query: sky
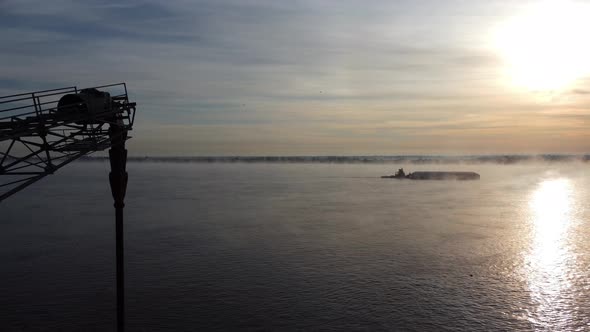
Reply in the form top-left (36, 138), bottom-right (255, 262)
top-left (1, 0), bottom-right (590, 155)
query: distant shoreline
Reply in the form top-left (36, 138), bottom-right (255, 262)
top-left (78, 155), bottom-right (590, 164)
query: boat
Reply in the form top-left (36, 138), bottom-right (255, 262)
top-left (381, 168), bottom-right (408, 179)
top-left (381, 168), bottom-right (480, 180)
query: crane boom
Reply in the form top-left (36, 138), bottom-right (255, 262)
top-left (1, 82), bottom-right (137, 331)
top-left (0, 83), bottom-right (136, 202)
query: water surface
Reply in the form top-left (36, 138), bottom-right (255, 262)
top-left (2, 162), bottom-right (590, 330)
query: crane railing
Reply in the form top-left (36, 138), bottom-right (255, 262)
top-left (0, 83), bottom-right (136, 202)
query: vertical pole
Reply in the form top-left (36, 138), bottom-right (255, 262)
top-left (109, 124), bottom-right (128, 332)
top-left (115, 202), bottom-right (125, 332)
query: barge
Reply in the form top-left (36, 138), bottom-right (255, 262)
top-left (381, 168), bottom-right (480, 180)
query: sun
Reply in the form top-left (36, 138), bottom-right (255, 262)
top-left (493, 0), bottom-right (590, 91)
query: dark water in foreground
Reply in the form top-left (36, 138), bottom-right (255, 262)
top-left (2, 162), bottom-right (590, 331)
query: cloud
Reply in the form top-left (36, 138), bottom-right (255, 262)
top-left (1, 0), bottom-right (586, 154)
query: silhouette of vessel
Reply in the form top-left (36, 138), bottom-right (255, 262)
top-left (381, 168), bottom-right (480, 180)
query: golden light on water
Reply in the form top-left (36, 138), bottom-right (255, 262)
top-left (529, 179), bottom-right (572, 264)
top-left (526, 178), bottom-right (577, 327)
top-left (493, 0), bottom-right (590, 91)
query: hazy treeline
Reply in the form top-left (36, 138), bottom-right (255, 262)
top-left (79, 155), bottom-right (590, 164)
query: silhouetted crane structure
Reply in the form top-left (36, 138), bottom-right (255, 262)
top-left (0, 83), bottom-right (136, 331)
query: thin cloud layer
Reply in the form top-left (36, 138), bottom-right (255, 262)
top-left (1, 0), bottom-right (589, 155)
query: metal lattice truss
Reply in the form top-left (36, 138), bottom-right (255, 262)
top-left (0, 83), bottom-right (136, 202)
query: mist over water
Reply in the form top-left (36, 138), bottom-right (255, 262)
top-left (2, 162), bottom-right (590, 330)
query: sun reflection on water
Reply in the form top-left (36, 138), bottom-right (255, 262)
top-left (526, 178), bottom-right (577, 328)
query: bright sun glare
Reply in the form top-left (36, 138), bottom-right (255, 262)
top-left (526, 178), bottom-right (576, 325)
top-left (494, 0), bottom-right (590, 91)
top-left (529, 178), bottom-right (572, 250)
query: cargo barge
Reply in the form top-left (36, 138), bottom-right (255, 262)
top-left (381, 168), bottom-right (480, 180)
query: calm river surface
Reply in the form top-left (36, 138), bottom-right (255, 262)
top-left (2, 162), bottom-right (590, 331)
